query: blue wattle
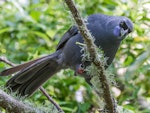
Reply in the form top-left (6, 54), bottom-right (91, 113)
top-left (113, 26), bottom-right (121, 37)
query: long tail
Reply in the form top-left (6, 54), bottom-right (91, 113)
top-left (0, 55), bottom-right (52, 76)
top-left (0, 51), bottom-right (62, 96)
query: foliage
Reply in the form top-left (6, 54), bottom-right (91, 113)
top-left (0, 0), bottom-right (150, 113)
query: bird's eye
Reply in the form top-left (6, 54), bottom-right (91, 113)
top-left (119, 21), bottom-right (128, 30)
top-left (80, 64), bottom-right (84, 68)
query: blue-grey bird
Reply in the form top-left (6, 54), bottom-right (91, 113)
top-left (0, 14), bottom-right (133, 96)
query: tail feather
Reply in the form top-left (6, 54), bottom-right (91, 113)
top-left (5, 51), bottom-right (62, 96)
top-left (5, 57), bottom-right (51, 85)
top-left (0, 55), bottom-right (51, 76)
top-left (25, 64), bottom-right (57, 96)
top-left (14, 58), bottom-right (51, 84)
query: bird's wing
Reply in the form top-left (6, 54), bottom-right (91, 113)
top-left (0, 26), bottom-right (78, 76)
top-left (56, 25), bottom-right (78, 50)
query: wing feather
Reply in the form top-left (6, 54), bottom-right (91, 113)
top-left (56, 25), bottom-right (78, 50)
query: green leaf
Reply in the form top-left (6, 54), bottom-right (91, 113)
top-left (0, 27), bottom-right (11, 34)
top-left (31, 31), bottom-right (51, 46)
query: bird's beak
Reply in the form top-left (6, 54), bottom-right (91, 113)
top-left (119, 20), bottom-right (133, 40)
top-left (120, 28), bottom-right (128, 39)
top-left (121, 28), bottom-right (128, 38)
top-left (120, 26), bottom-right (133, 40)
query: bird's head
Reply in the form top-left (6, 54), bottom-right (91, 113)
top-left (106, 16), bottom-right (133, 41)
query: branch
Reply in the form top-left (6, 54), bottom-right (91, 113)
top-left (0, 56), bottom-right (16, 67)
top-left (39, 87), bottom-right (64, 112)
top-left (0, 56), bottom-right (64, 113)
top-left (64, 0), bottom-right (116, 112)
top-left (0, 89), bottom-right (41, 113)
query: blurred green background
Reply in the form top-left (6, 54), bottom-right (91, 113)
top-left (0, 0), bottom-right (150, 113)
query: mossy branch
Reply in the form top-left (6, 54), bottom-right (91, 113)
top-left (0, 89), bottom-right (41, 113)
top-left (64, 0), bottom-right (116, 112)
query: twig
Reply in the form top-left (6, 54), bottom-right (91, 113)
top-left (0, 56), bottom-right (64, 113)
top-left (0, 56), bottom-right (16, 67)
top-left (64, 0), bottom-right (116, 112)
top-left (39, 87), bottom-right (64, 112)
